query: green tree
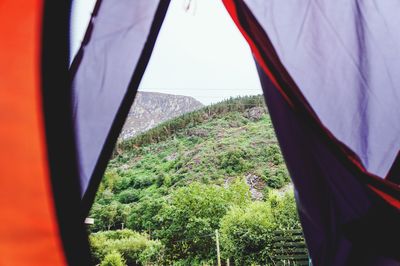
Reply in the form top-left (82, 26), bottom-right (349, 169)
top-left (118, 188), bottom-right (141, 204)
top-left (219, 191), bottom-right (302, 265)
top-left (127, 196), bottom-right (165, 233)
top-left (90, 201), bottom-right (129, 231)
top-left (90, 229), bottom-right (165, 266)
top-left (269, 191), bottom-right (301, 229)
top-left (100, 251), bottom-right (126, 266)
top-left (156, 180), bottom-right (251, 264)
top-left (220, 202), bottom-right (277, 265)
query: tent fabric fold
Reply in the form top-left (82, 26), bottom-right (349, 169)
top-left (258, 62), bottom-right (400, 265)
top-left (223, 0), bottom-right (400, 264)
top-left (236, 0), bottom-right (400, 180)
top-left (70, 0), bottom-right (171, 214)
top-left (222, 0), bottom-right (400, 204)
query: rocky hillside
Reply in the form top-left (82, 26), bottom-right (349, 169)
top-left (90, 95), bottom-right (305, 265)
top-left (121, 91), bottom-right (203, 139)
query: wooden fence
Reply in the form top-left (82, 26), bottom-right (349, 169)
top-left (270, 229), bottom-right (311, 266)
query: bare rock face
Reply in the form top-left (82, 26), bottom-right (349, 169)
top-left (245, 107), bottom-right (266, 121)
top-left (120, 92), bottom-right (203, 139)
top-left (245, 174), bottom-right (266, 201)
top-left (187, 128), bottom-right (209, 138)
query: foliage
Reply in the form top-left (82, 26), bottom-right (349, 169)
top-left (91, 95), bottom-right (288, 233)
top-left (219, 192), bottom-right (301, 265)
top-left (90, 201), bottom-right (129, 231)
top-left (89, 95), bottom-right (303, 265)
top-left (260, 144), bottom-right (291, 189)
top-left (100, 251), bottom-right (126, 266)
top-left (126, 196), bottom-right (165, 233)
top-left (218, 147), bottom-right (250, 174)
top-left (269, 191), bottom-right (301, 230)
top-left (155, 180), bottom-right (251, 264)
top-left (138, 240), bottom-right (165, 266)
top-left (118, 189), bottom-right (141, 204)
top-left (90, 229), bottom-right (164, 266)
top-left (263, 165), bottom-right (290, 189)
top-left (220, 202), bottom-right (276, 265)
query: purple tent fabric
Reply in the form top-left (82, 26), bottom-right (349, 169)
top-left (258, 63), bottom-right (400, 265)
top-left (242, 0), bottom-right (400, 179)
top-left (223, 0), bottom-right (400, 264)
top-left (70, 0), bottom-right (170, 209)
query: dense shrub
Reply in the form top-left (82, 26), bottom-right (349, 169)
top-left (220, 202), bottom-right (277, 265)
top-left (118, 189), bottom-right (141, 204)
top-left (113, 176), bottom-right (134, 194)
top-left (220, 191), bottom-right (301, 264)
top-left (96, 189), bottom-right (116, 205)
top-left (100, 251), bottom-right (126, 266)
top-left (139, 240), bottom-right (165, 265)
top-left (90, 229), bottom-right (164, 266)
top-left (218, 148), bottom-right (249, 174)
top-left (127, 196), bottom-right (165, 233)
top-left (263, 165), bottom-right (290, 189)
top-left (269, 191), bottom-right (301, 229)
top-left (90, 201), bottom-right (129, 231)
top-left (98, 170), bottom-right (121, 194)
top-left (155, 173), bottom-right (172, 187)
top-left (156, 180), bottom-right (251, 263)
top-left (131, 175), bottom-right (156, 189)
top-left (265, 144), bottom-right (284, 164)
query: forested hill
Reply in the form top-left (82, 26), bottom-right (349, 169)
top-left (89, 95), bottom-right (306, 266)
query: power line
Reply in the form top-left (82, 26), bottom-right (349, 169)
top-left (171, 233), bottom-right (215, 243)
top-left (140, 88), bottom-right (263, 91)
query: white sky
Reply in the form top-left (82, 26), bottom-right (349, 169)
top-left (70, 0), bottom-right (262, 105)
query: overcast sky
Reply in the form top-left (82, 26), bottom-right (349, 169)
top-left (70, 0), bottom-right (262, 105)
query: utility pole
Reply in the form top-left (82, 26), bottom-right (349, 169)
top-left (215, 229), bottom-right (221, 266)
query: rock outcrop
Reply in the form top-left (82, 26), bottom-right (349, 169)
top-left (120, 91), bottom-right (203, 139)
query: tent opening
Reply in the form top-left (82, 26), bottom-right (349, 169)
top-left (74, 0), bottom-right (309, 265)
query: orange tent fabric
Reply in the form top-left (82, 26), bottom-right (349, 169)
top-left (0, 0), bottom-right (65, 264)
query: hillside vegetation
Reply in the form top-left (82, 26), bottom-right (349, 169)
top-left (89, 95), bottom-right (307, 265)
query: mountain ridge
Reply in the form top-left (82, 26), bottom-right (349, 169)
top-left (121, 91), bottom-right (204, 139)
